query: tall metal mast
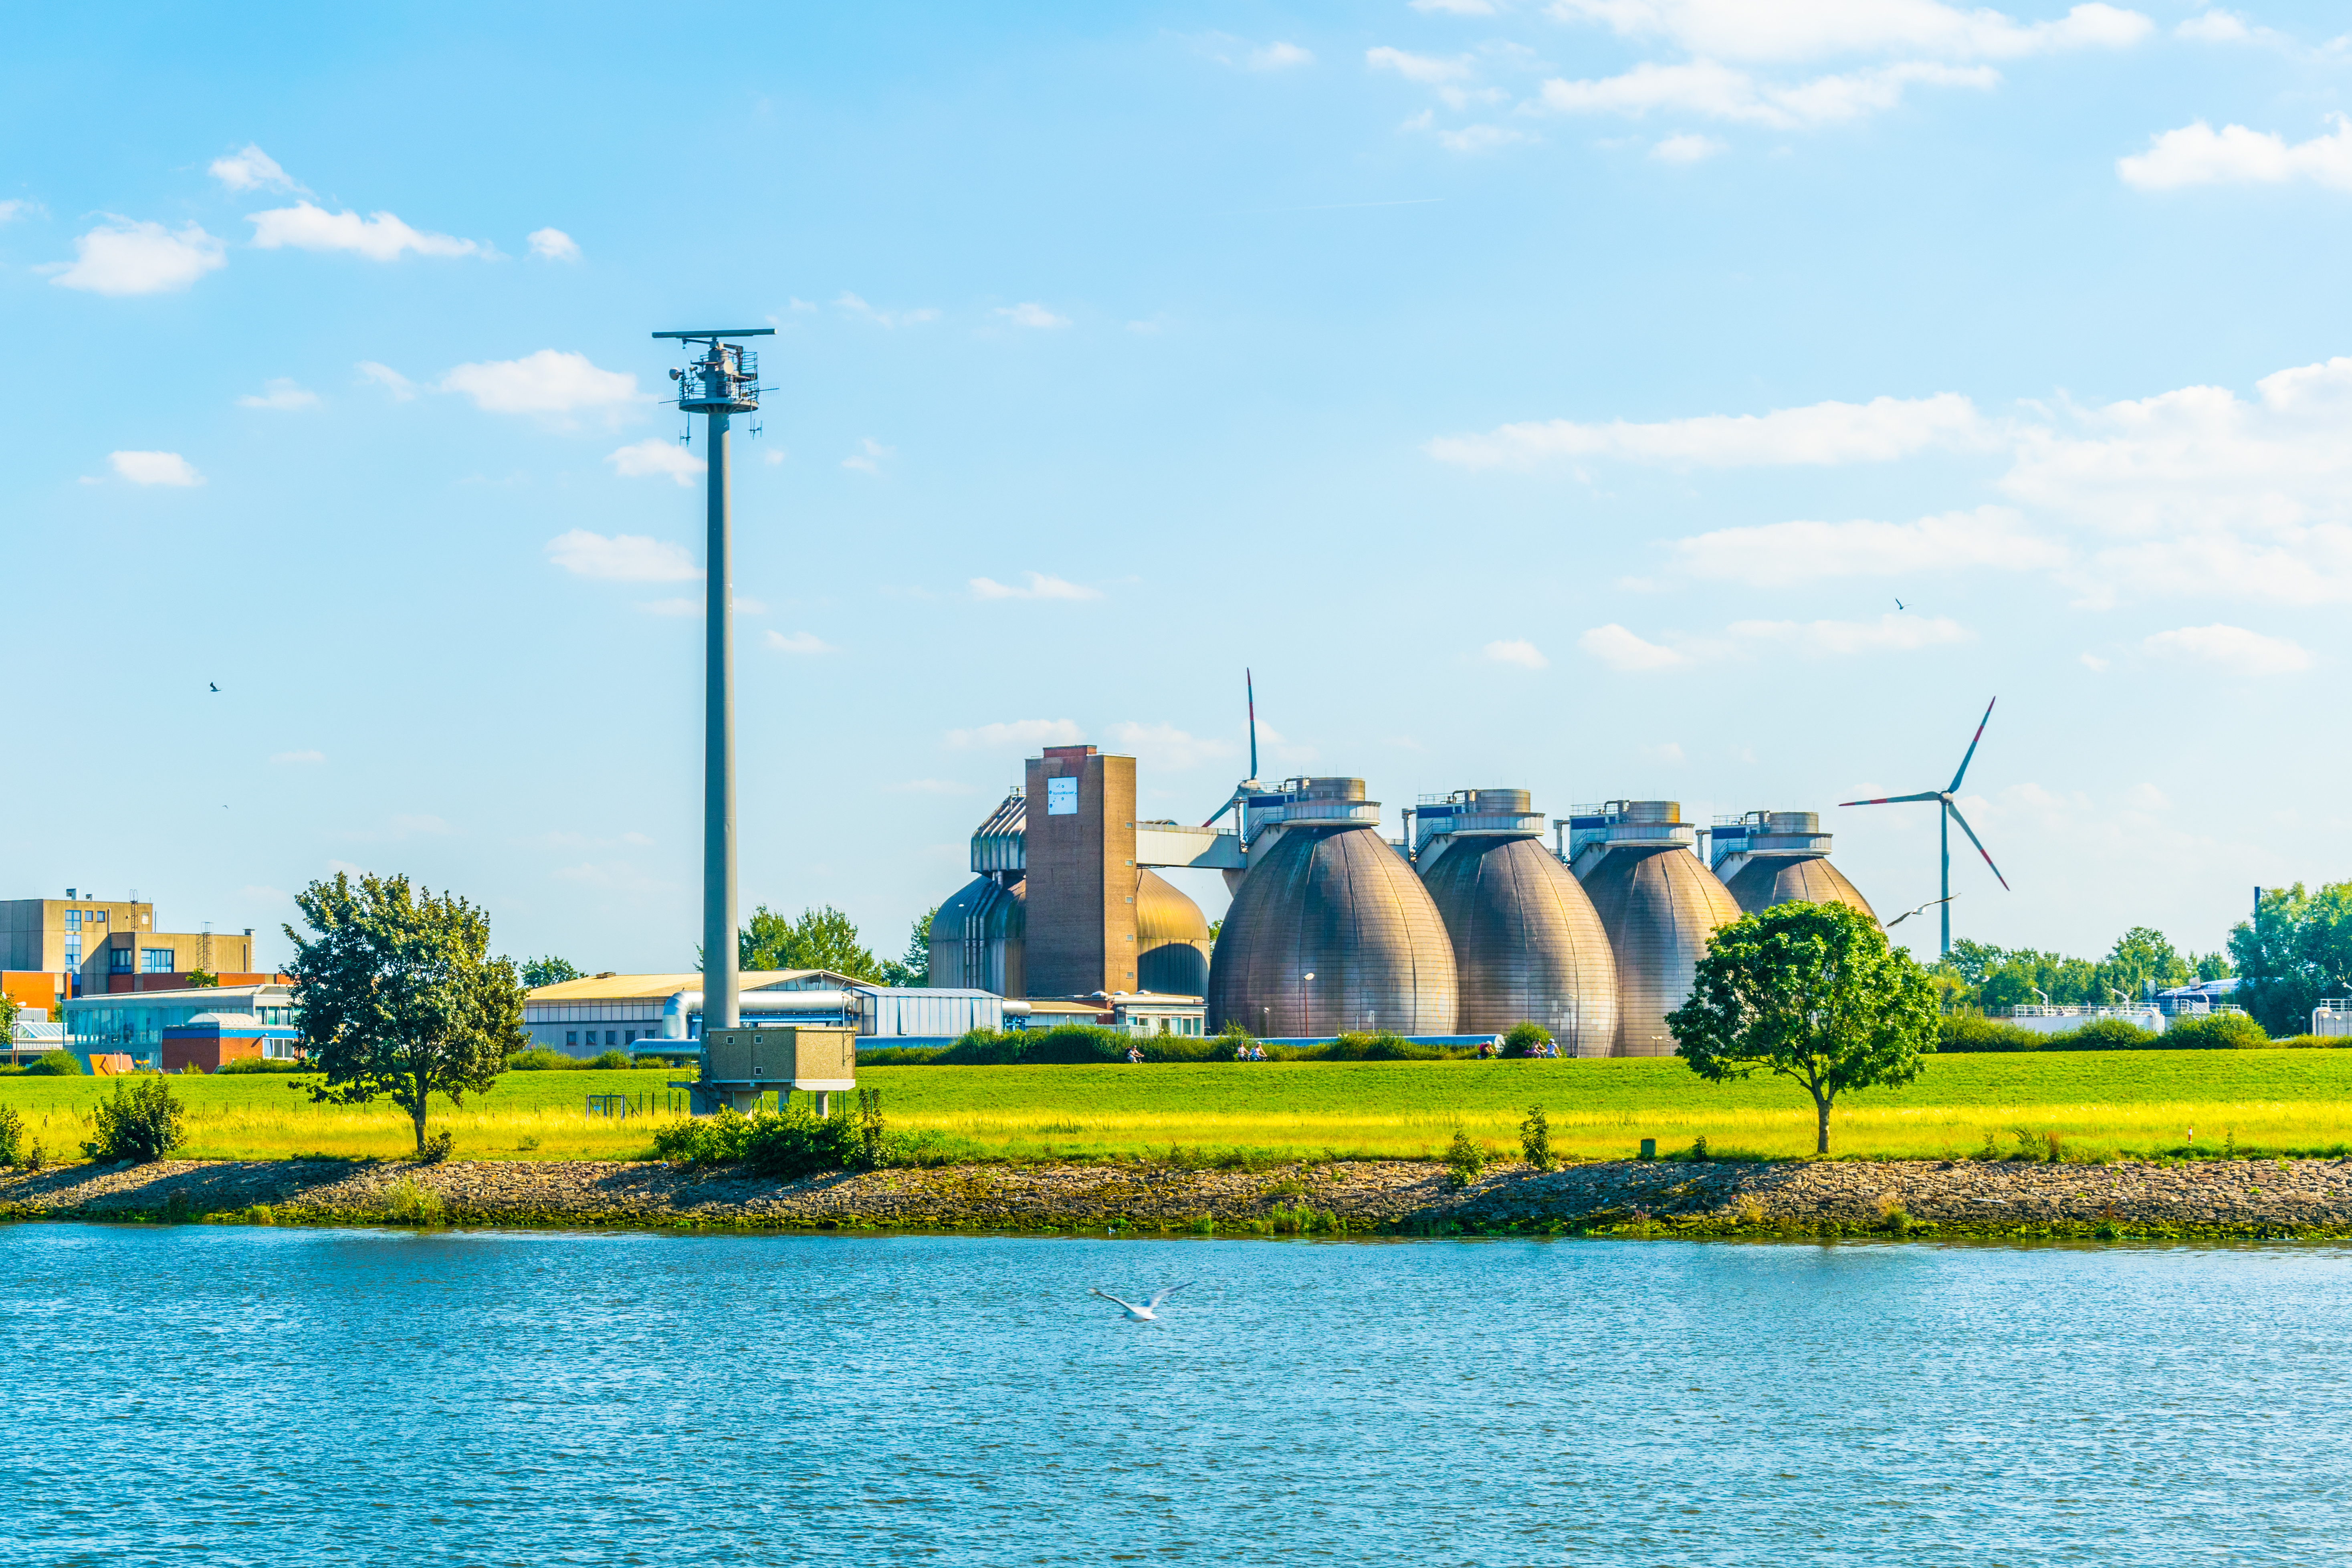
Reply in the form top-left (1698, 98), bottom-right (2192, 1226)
top-left (653, 328), bottom-right (771, 1083)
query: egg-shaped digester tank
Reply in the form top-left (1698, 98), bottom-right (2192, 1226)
top-left (1135, 867), bottom-right (1212, 995)
top-left (928, 874), bottom-right (1026, 998)
top-left (1209, 781), bottom-right (1457, 1037)
top-left (1713, 811), bottom-right (1877, 921)
top-left (1415, 789), bottom-right (1617, 1052)
top-left (1571, 801), bottom-right (1742, 1056)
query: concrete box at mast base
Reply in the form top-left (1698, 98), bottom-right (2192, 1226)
top-left (703, 1025), bottom-right (857, 1090)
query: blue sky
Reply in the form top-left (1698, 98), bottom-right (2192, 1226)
top-left (7, 1), bottom-right (2350, 973)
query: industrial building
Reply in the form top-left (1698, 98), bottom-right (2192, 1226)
top-left (1, 892), bottom-right (269, 1007)
top-left (923, 741), bottom-right (1880, 1055)
top-left (65, 983), bottom-right (296, 1070)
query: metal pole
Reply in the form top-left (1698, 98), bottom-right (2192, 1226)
top-left (703, 398), bottom-right (739, 1046)
top-left (1938, 804), bottom-right (1951, 957)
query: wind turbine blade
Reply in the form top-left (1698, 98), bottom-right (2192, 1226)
top-left (1948, 696), bottom-right (1997, 793)
top-left (1246, 669), bottom-right (1258, 782)
top-left (1944, 800), bottom-right (2009, 891)
top-left (1199, 788), bottom-right (1244, 829)
top-left (1838, 791), bottom-right (1941, 807)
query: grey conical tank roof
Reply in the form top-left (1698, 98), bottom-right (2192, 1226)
top-left (1722, 856), bottom-right (1876, 922)
top-left (1578, 844), bottom-right (1743, 1057)
top-left (1209, 823), bottom-right (1458, 1036)
top-left (1420, 835), bottom-right (1617, 1052)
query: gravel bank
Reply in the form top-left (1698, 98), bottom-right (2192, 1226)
top-left (6, 1154), bottom-right (2352, 1238)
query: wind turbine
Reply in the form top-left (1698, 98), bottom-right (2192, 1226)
top-left (1840, 697), bottom-right (2010, 957)
top-left (1201, 668), bottom-right (1263, 829)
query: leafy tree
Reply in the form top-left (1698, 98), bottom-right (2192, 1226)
top-left (1669, 900), bottom-right (1938, 1155)
top-left (737, 904), bottom-right (879, 980)
top-left (83, 1076), bottom-right (186, 1163)
top-left (0, 991), bottom-right (16, 1045)
top-left (2229, 882), bottom-right (2352, 1035)
top-left (879, 908), bottom-right (935, 988)
top-left (519, 955), bottom-right (583, 989)
top-left (284, 872), bottom-right (528, 1154)
top-left (2095, 926), bottom-right (2191, 1002)
top-left (1502, 1021), bottom-right (1553, 1057)
top-left (186, 969), bottom-right (220, 988)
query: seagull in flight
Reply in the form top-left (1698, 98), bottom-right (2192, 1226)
top-left (208, 682), bottom-right (219, 692)
top-left (1091, 1283), bottom-right (1190, 1321)
top-left (1884, 894), bottom-right (1956, 930)
top-left (1894, 599), bottom-right (1906, 611)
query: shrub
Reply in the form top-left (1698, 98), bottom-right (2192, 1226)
top-left (1519, 1104), bottom-right (1555, 1171)
top-left (83, 1076), bottom-right (187, 1164)
top-left (0, 1104), bottom-right (20, 1167)
top-left (743, 1106), bottom-right (860, 1177)
top-left (1938, 1016), bottom-right (2045, 1052)
top-left (2157, 1013), bottom-right (2272, 1050)
top-left (416, 1130), bottom-right (454, 1164)
top-left (858, 1045), bottom-right (945, 1066)
top-left (382, 1176), bottom-right (444, 1224)
top-left (1502, 1023), bottom-right (1553, 1059)
top-left (24, 1049), bottom-right (82, 1077)
top-left (653, 1106), bottom-right (755, 1166)
top-left (217, 1056), bottom-right (306, 1074)
top-left (2275, 1033), bottom-right (2352, 1049)
top-left (1324, 1032), bottom-right (1438, 1061)
top-left (585, 1049), bottom-right (633, 1070)
top-left (2051, 1019), bottom-right (2162, 1050)
top-left (1444, 1128), bottom-right (1486, 1189)
top-left (504, 1048), bottom-right (580, 1071)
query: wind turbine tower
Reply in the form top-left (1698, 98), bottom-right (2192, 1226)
top-left (1841, 697), bottom-right (2010, 957)
top-left (653, 326), bottom-right (771, 1095)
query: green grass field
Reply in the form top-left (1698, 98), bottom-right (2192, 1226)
top-left (6, 1051), bottom-right (2352, 1163)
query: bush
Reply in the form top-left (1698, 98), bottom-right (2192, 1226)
top-left (1502, 1023), bottom-right (1553, 1059)
top-left (2275, 1033), bottom-right (2352, 1049)
top-left (217, 1056), bottom-right (307, 1074)
top-left (653, 1106), bottom-right (755, 1166)
top-left (0, 1104), bottom-right (21, 1167)
top-left (587, 1049), bottom-right (633, 1070)
top-left (504, 1048), bottom-right (580, 1071)
top-left (1444, 1128), bottom-right (1486, 1189)
top-left (23, 1049), bottom-right (82, 1076)
top-left (83, 1076), bottom-right (187, 1164)
top-left (1323, 1032), bottom-right (1438, 1061)
top-left (743, 1106), bottom-right (860, 1177)
top-left (858, 1045), bottom-right (946, 1066)
top-left (1519, 1104), bottom-right (1555, 1171)
top-left (382, 1176), bottom-right (444, 1224)
top-left (1938, 1016), bottom-right (2045, 1052)
top-left (2052, 1019), bottom-right (2163, 1050)
top-left (2156, 1013), bottom-right (2272, 1050)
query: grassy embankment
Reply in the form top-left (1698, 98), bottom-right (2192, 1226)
top-left (5, 1051), bottom-right (2352, 1162)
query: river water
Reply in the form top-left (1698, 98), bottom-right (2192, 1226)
top-left (3, 1225), bottom-right (2346, 1565)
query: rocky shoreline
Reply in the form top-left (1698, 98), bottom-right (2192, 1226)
top-left (6, 1154), bottom-right (2352, 1239)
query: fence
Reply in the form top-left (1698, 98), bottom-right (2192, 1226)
top-left (585, 1091), bottom-right (688, 1119)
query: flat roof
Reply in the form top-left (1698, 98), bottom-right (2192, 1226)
top-left (525, 970), bottom-right (866, 1002)
top-left (64, 984), bottom-right (288, 1009)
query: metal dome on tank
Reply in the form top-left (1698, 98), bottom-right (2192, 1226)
top-left (1708, 810), bottom-right (1877, 922)
top-left (1207, 777), bottom-right (1458, 1037)
top-left (1567, 799), bottom-right (1742, 1057)
top-left (1413, 787), bottom-right (1617, 1053)
top-left (1135, 868), bottom-right (1212, 995)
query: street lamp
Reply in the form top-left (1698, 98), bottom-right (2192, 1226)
top-left (1301, 971), bottom-right (1315, 1039)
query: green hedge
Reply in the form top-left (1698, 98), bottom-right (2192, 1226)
top-left (863, 1025), bottom-right (1472, 1066)
top-left (1938, 1011), bottom-right (2286, 1052)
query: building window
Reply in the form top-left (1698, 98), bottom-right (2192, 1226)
top-left (606, 1030), bottom-right (618, 1047)
top-left (64, 936), bottom-right (82, 968)
top-left (63, 910), bottom-right (81, 930)
top-left (141, 949), bottom-right (175, 973)
top-left (566, 1031), bottom-right (578, 1048)
top-left (624, 1029), bottom-right (636, 1045)
top-left (110, 947), bottom-right (133, 972)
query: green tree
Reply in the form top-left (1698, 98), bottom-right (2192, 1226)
top-left (879, 908), bottom-right (936, 987)
top-left (0, 991), bottom-right (16, 1046)
top-left (519, 955), bottom-right (583, 989)
top-left (2230, 882), bottom-right (2352, 1035)
top-left (737, 904), bottom-right (879, 980)
top-left (285, 872), bottom-right (528, 1154)
top-left (2094, 926), bottom-right (2190, 1002)
top-left (186, 969), bottom-right (221, 988)
top-left (1669, 900), bottom-right (1938, 1156)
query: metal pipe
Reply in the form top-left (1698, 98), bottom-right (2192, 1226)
top-left (704, 396), bottom-right (738, 1043)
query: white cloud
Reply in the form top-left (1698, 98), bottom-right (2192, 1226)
top-left (1413, 0), bottom-right (1495, 12)
top-left (208, 144), bottom-right (299, 192)
top-left (545, 529), bottom-right (700, 582)
top-left (1652, 131), bottom-right (1727, 161)
top-left (996, 302), bottom-right (1071, 328)
top-left (1437, 123), bottom-right (1535, 152)
top-left (606, 438), bottom-right (705, 486)
top-left (389, 813), bottom-right (452, 837)
top-left (248, 201), bottom-right (483, 260)
top-left (1546, 0), bottom-right (2152, 64)
top-left (1538, 58), bottom-right (1997, 128)
top-left (836, 292), bottom-right (940, 328)
top-left (2117, 115), bottom-right (2352, 192)
top-left (527, 226), bottom-right (580, 261)
top-left (1580, 624), bottom-right (1690, 671)
top-left (45, 218), bottom-right (226, 295)
top-left (1431, 391), bottom-right (1987, 468)
top-left (1368, 45), bottom-right (1475, 83)
top-left (1103, 721), bottom-right (1240, 771)
top-left (2176, 9), bottom-right (2250, 41)
top-left (969, 571), bottom-right (1100, 601)
top-left (355, 361), bottom-right (416, 400)
top-left (237, 378), bottom-right (318, 411)
top-left (440, 350), bottom-right (643, 417)
top-left (270, 750), bottom-right (327, 765)
top-left (2079, 652), bottom-right (2110, 671)
top-left (1249, 41), bottom-right (1314, 69)
top-left (109, 451), bottom-right (202, 487)
top-left (2141, 623), bottom-right (2312, 674)
top-left (765, 630), bottom-right (837, 654)
top-left (843, 436), bottom-right (894, 473)
top-left (945, 718), bottom-right (1087, 750)
top-left (1726, 611), bottom-right (1972, 655)
top-left (1484, 638), bottom-right (1550, 669)
top-left (0, 199), bottom-right (36, 223)
top-left (1641, 741), bottom-right (1687, 763)
top-left (1668, 507), bottom-right (2067, 583)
